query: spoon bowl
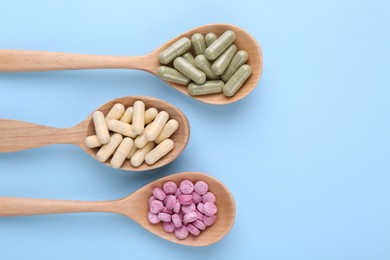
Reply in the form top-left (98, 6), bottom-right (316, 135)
top-left (0, 172), bottom-right (236, 246)
top-left (0, 96), bottom-right (190, 171)
top-left (0, 23), bottom-right (262, 104)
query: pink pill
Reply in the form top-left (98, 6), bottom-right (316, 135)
top-left (147, 212), bottom-right (160, 224)
top-left (163, 222), bottom-right (175, 233)
top-left (178, 211), bottom-right (184, 221)
top-left (195, 210), bottom-right (204, 220)
top-left (148, 195), bottom-right (156, 204)
top-left (158, 212), bottom-right (172, 222)
top-left (163, 181), bottom-right (177, 195)
top-left (149, 200), bottom-right (164, 214)
top-left (184, 212), bottom-right (197, 223)
top-left (182, 203), bottom-right (196, 214)
top-left (203, 202), bottom-right (217, 216)
top-left (197, 202), bottom-right (204, 213)
top-left (193, 219), bottom-right (206, 230)
top-left (175, 226), bottom-right (189, 240)
top-left (175, 189), bottom-right (182, 197)
top-left (194, 180), bottom-right (209, 195)
top-left (172, 214), bottom-right (182, 228)
top-left (153, 187), bottom-right (166, 201)
top-left (186, 224), bottom-right (200, 236)
top-left (178, 194), bottom-right (193, 205)
top-left (162, 207), bottom-right (173, 215)
top-left (180, 180), bottom-right (194, 194)
top-left (202, 192), bottom-right (216, 203)
top-left (203, 215), bottom-right (218, 226)
top-left (192, 192), bottom-right (202, 204)
top-left (173, 201), bottom-right (181, 213)
top-left (164, 195), bottom-right (176, 210)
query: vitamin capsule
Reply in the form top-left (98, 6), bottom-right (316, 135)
top-left (153, 187), bottom-right (166, 201)
top-left (119, 107), bottom-right (133, 123)
top-left (159, 37), bottom-right (191, 64)
top-left (186, 224), bottom-right (200, 236)
top-left (223, 64), bottom-right (252, 97)
top-left (126, 143), bottom-right (138, 159)
top-left (147, 212), bottom-right (160, 224)
top-left (202, 192), bottom-right (216, 203)
top-left (211, 44), bottom-right (237, 75)
top-left (163, 181), bottom-right (177, 195)
top-left (194, 55), bottom-right (219, 80)
top-left (145, 111), bottom-right (169, 141)
top-left (193, 219), bottom-right (206, 230)
top-left (197, 203), bottom-right (204, 213)
top-left (173, 202), bottom-right (181, 213)
top-left (163, 222), bottom-right (175, 233)
top-left (144, 108), bottom-right (158, 124)
top-left (150, 200), bottom-right (164, 214)
top-left (173, 57), bottom-right (206, 85)
top-left (178, 194), bottom-right (193, 205)
top-left (172, 213), bottom-right (182, 228)
top-left (180, 180), bottom-right (194, 194)
top-left (182, 52), bottom-right (195, 65)
top-left (195, 210), bottom-right (204, 220)
top-left (205, 30), bottom-right (236, 60)
top-left (191, 33), bottom-right (206, 55)
top-left (175, 226), bottom-right (189, 240)
top-left (203, 202), bottom-right (217, 216)
top-left (107, 119), bottom-right (136, 138)
top-left (165, 195), bottom-right (176, 210)
top-left (96, 133), bottom-right (123, 162)
top-left (188, 80), bottom-right (224, 96)
top-left (184, 212), bottom-right (197, 223)
top-left (154, 119), bottom-right (179, 144)
top-left (132, 100), bottom-right (145, 135)
top-left (205, 32), bottom-right (217, 47)
top-left (192, 192), bottom-right (202, 204)
top-left (105, 103), bottom-right (125, 123)
top-left (194, 180), bottom-right (209, 195)
top-left (110, 137), bottom-right (134, 168)
top-left (221, 50), bottom-right (248, 82)
top-left (130, 141), bottom-right (155, 167)
top-left (134, 123), bottom-right (154, 148)
top-left (158, 212), bottom-right (172, 222)
top-left (145, 139), bottom-right (175, 165)
top-left (85, 135), bottom-right (102, 148)
top-left (157, 66), bottom-right (190, 85)
top-left (92, 111), bottom-right (110, 144)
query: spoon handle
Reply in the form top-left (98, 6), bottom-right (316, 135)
top-left (0, 197), bottom-right (119, 217)
top-left (0, 119), bottom-right (86, 152)
top-left (0, 50), bottom-right (148, 72)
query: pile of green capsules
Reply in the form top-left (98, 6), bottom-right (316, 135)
top-left (157, 30), bottom-right (252, 97)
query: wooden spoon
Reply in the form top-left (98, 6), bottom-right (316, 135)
top-left (0, 172), bottom-right (235, 246)
top-left (0, 24), bottom-right (262, 104)
top-left (0, 96), bottom-right (190, 171)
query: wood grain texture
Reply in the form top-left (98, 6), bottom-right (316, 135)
top-left (0, 172), bottom-right (235, 247)
top-left (0, 24), bottom-right (262, 104)
top-left (0, 96), bottom-right (190, 172)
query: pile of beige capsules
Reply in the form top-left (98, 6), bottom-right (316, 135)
top-left (157, 30), bottom-right (251, 97)
top-left (85, 101), bottom-right (178, 168)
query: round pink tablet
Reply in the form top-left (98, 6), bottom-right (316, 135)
top-left (164, 195), bottom-right (176, 210)
top-left (178, 194), bottom-right (193, 205)
top-left (195, 210), bottom-right (204, 220)
top-left (163, 222), bottom-right (175, 233)
top-left (163, 181), bottom-right (177, 195)
top-left (203, 215), bottom-right (218, 226)
top-left (186, 224), bottom-right (200, 236)
top-left (197, 202), bottom-right (204, 213)
top-left (173, 201), bottom-right (181, 213)
top-left (148, 195), bottom-right (156, 204)
top-left (202, 192), bottom-right (216, 203)
top-left (149, 200), bottom-right (164, 214)
top-left (158, 212), bottom-right (172, 222)
top-left (182, 203), bottom-right (196, 214)
top-left (193, 219), bottom-right (206, 230)
top-left (180, 180), bottom-right (194, 194)
top-left (192, 192), bottom-right (202, 204)
top-left (194, 180), bottom-right (209, 195)
top-left (147, 212), bottom-right (160, 224)
top-left (175, 226), bottom-right (189, 240)
top-left (184, 212), bottom-right (197, 223)
top-left (153, 187), bottom-right (167, 201)
top-left (203, 202), bottom-right (217, 216)
top-left (172, 214), bottom-right (182, 228)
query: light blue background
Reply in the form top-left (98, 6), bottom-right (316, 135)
top-left (0, 0), bottom-right (389, 259)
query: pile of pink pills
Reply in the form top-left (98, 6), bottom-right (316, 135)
top-left (147, 179), bottom-right (218, 240)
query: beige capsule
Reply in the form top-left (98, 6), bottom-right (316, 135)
top-left (159, 37), bottom-right (191, 64)
top-left (155, 119), bottom-right (179, 144)
top-left (182, 52), bottom-right (195, 65)
top-left (107, 119), bottom-right (137, 138)
top-left (211, 44), bottom-right (237, 75)
top-left (194, 55), bottom-right (219, 80)
top-left (132, 101), bottom-right (145, 135)
top-left (145, 108), bottom-right (158, 124)
top-left (134, 123), bottom-right (154, 148)
top-left (223, 64), bottom-right (252, 97)
top-left (221, 50), bottom-right (249, 82)
top-left (96, 133), bottom-right (123, 162)
top-left (105, 103), bottom-right (125, 123)
top-left (92, 111), bottom-right (110, 144)
top-left (120, 107), bottom-right (133, 123)
top-left (145, 139), bottom-right (175, 165)
top-left (131, 142), bottom-right (155, 167)
top-left (205, 30), bottom-right (236, 60)
top-left (191, 33), bottom-right (207, 55)
top-left (110, 137), bottom-right (134, 169)
top-left (145, 111), bottom-right (169, 141)
top-left (126, 143), bottom-right (138, 159)
top-left (85, 135), bottom-right (102, 148)
top-left (173, 57), bottom-right (206, 85)
top-left (205, 33), bottom-right (217, 47)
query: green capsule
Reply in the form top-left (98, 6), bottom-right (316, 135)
top-left (205, 30), bottom-right (236, 60)
top-left (173, 57), bottom-right (206, 84)
top-left (182, 52), bottom-right (195, 65)
top-left (223, 64), bottom-right (252, 97)
top-left (188, 80), bottom-right (224, 96)
top-left (205, 33), bottom-right (217, 47)
top-left (159, 37), bottom-right (191, 64)
top-left (191, 33), bottom-right (207, 55)
top-left (211, 44), bottom-right (237, 75)
top-left (221, 50), bottom-right (249, 82)
top-left (157, 66), bottom-right (190, 85)
top-left (194, 55), bottom-right (219, 80)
